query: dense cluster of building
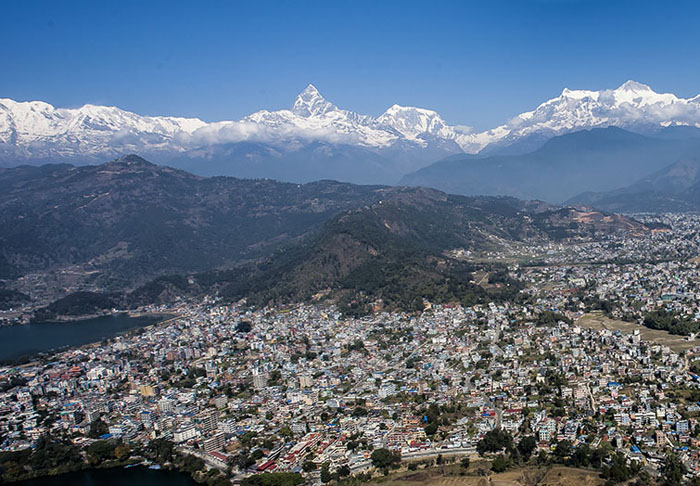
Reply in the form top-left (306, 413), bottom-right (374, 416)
top-left (3, 213), bottom-right (700, 483)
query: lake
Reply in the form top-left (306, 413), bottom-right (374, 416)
top-left (14, 467), bottom-right (197, 486)
top-left (0, 313), bottom-right (171, 362)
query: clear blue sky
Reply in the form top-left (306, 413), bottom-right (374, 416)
top-left (3, 0), bottom-right (700, 130)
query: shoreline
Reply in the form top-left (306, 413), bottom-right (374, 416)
top-left (31, 310), bottom-right (172, 324)
top-left (8, 462), bottom-right (197, 485)
top-left (0, 313), bottom-right (178, 366)
top-left (1, 308), bottom-right (176, 328)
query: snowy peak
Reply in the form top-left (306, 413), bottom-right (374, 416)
top-left (0, 97), bottom-right (206, 160)
top-left (610, 80), bottom-right (678, 106)
top-left (376, 104), bottom-right (450, 139)
top-left (556, 80), bottom-right (670, 105)
top-left (559, 87), bottom-right (598, 100)
top-left (290, 84), bottom-right (338, 117)
top-left (617, 80), bottom-right (652, 92)
top-left (3, 80), bottom-right (700, 166)
top-left (567, 80), bottom-right (681, 106)
top-left (453, 79), bottom-right (700, 153)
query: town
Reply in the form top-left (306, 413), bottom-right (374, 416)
top-left (4, 214), bottom-right (700, 485)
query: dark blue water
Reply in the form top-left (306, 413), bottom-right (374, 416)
top-left (14, 467), bottom-right (197, 486)
top-left (0, 314), bottom-right (170, 362)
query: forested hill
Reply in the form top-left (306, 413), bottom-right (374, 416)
top-left (0, 155), bottom-right (652, 319)
top-left (0, 155), bottom-right (387, 286)
top-left (216, 188), bottom-right (652, 315)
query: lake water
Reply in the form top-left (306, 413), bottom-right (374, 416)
top-left (14, 466), bottom-right (197, 486)
top-left (0, 313), bottom-right (171, 362)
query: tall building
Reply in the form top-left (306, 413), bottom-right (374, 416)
top-left (253, 373), bottom-right (268, 390)
top-left (157, 398), bottom-right (174, 413)
top-left (299, 374), bottom-right (313, 388)
top-left (656, 430), bottom-right (666, 448)
top-left (196, 410), bottom-right (218, 433)
top-left (173, 424), bottom-right (198, 443)
top-left (203, 432), bottom-right (226, 453)
top-left (213, 395), bottom-right (228, 409)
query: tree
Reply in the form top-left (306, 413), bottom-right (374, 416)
top-left (236, 320), bottom-right (252, 333)
top-left (371, 448), bottom-right (401, 469)
top-left (517, 436), bottom-right (537, 461)
top-left (147, 438), bottom-right (174, 463)
top-left (589, 446), bottom-right (610, 469)
top-left (636, 470), bottom-right (652, 486)
top-left (87, 419), bottom-right (108, 438)
top-left (0, 436), bottom-right (83, 482)
top-left (352, 407), bottom-right (368, 417)
top-left (240, 431), bottom-right (257, 447)
top-left (661, 453), bottom-right (686, 486)
top-left (601, 452), bottom-right (635, 484)
top-left (460, 457), bottom-right (470, 469)
top-left (568, 443), bottom-right (590, 468)
top-left (477, 429), bottom-right (513, 456)
top-left (320, 464), bottom-right (333, 483)
top-left (491, 454), bottom-right (508, 473)
top-left (114, 444), bottom-right (131, 462)
top-left (302, 460), bottom-right (316, 472)
top-left (553, 440), bottom-right (572, 463)
top-left (278, 425), bottom-right (293, 439)
top-left (240, 472), bottom-right (304, 486)
top-left (337, 465), bottom-right (351, 477)
top-left (536, 311), bottom-right (572, 326)
top-left (235, 452), bottom-right (256, 470)
top-left (424, 422), bottom-right (438, 436)
top-left (86, 439), bottom-right (119, 466)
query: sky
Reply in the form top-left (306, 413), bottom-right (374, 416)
top-left (3, 0), bottom-right (700, 130)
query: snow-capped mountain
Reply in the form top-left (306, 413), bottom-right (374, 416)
top-left (0, 84), bottom-right (471, 183)
top-left (191, 85), bottom-right (398, 149)
top-left (188, 84), bottom-right (469, 151)
top-left (2, 81), bottom-right (700, 184)
top-left (0, 98), bottom-right (206, 159)
top-left (459, 80), bottom-right (700, 153)
top-left (0, 84), bottom-right (464, 161)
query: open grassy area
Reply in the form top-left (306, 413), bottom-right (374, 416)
top-left (365, 465), bottom-right (604, 486)
top-left (577, 311), bottom-right (697, 353)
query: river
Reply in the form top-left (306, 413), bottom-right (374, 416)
top-left (0, 313), bottom-right (172, 362)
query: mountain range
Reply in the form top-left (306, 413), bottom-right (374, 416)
top-left (401, 126), bottom-right (700, 203)
top-left (567, 156), bottom-right (700, 212)
top-left (0, 156), bottom-right (651, 318)
top-left (3, 81), bottom-right (700, 185)
top-left (0, 156), bottom-right (387, 286)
